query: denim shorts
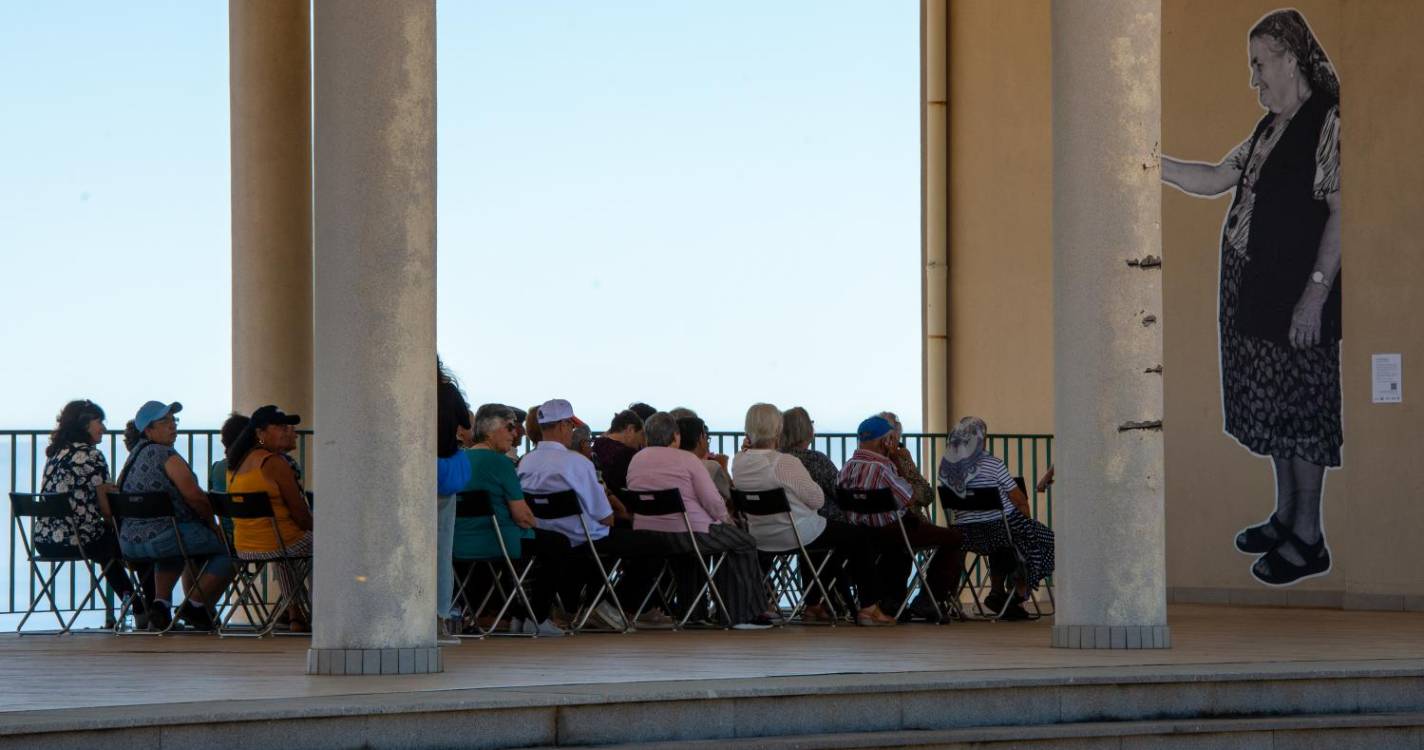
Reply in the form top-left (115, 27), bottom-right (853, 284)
top-left (120, 522), bottom-right (235, 577)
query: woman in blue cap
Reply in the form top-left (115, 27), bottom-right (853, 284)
top-left (116, 400), bottom-right (236, 630)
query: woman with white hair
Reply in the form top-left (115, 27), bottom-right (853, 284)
top-left (938, 416), bottom-right (1054, 620)
top-left (734, 403), bottom-right (898, 626)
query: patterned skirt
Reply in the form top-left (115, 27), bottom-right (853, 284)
top-left (1219, 242), bottom-right (1343, 467)
top-left (958, 513), bottom-right (1055, 591)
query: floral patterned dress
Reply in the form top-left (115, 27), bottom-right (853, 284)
top-left (35, 443), bottom-right (111, 548)
top-left (1219, 102), bottom-right (1342, 467)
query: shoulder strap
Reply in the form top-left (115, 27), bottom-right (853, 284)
top-left (116, 442), bottom-right (158, 490)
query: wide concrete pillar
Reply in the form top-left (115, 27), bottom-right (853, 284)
top-left (229, 0), bottom-right (313, 419)
top-left (308, 0), bottom-right (439, 675)
top-left (1049, 0), bottom-right (1169, 649)
top-left (921, 0), bottom-right (950, 440)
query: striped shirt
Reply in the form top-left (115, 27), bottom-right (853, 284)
top-left (836, 448), bottom-right (913, 528)
top-left (939, 453), bottom-right (1017, 525)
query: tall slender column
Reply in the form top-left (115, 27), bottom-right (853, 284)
top-left (921, 0), bottom-right (950, 441)
top-left (1049, 0), bottom-right (1169, 649)
top-left (229, 0), bottom-right (313, 419)
top-left (307, 0), bottom-right (439, 675)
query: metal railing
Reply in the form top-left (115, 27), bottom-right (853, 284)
top-left (1, 428), bottom-right (1051, 621)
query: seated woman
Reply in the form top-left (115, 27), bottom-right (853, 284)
top-left (938, 416), bottom-right (1055, 620)
top-left (455, 406), bottom-right (571, 636)
top-left (436, 359), bottom-right (474, 638)
top-left (225, 405), bottom-right (314, 630)
top-left (628, 412), bottom-right (772, 629)
top-left (676, 416), bottom-right (733, 505)
top-left (116, 401), bottom-right (235, 631)
top-left (733, 403), bottom-right (897, 627)
top-left (35, 400), bottom-right (145, 627)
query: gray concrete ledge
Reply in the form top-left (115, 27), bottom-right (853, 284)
top-left (5, 658), bottom-right (1424, 740)
top-left (1052, 624), bottom-right (1170, 649)
top-left (305, 647), bottom-right (442, 675)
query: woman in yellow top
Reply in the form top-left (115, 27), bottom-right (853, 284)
top-left (225, 405), bottom-right (314, 629)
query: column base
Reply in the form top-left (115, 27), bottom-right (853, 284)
top-left (1052, 624), bottom-right (1171, 649)
top-left (307, 646), bottom-right (443, 675)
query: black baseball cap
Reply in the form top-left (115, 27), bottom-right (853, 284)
top-left (251, 404), bottom-right (302, 429)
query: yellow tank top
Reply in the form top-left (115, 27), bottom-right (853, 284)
top-left (226, 452), bottom-right (306, 553)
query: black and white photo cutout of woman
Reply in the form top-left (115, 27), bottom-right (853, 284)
top-left (1161, 9), bottom-right (1341, 587)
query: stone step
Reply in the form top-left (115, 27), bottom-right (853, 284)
top-left (543, 712), bottom-right (1424, 750)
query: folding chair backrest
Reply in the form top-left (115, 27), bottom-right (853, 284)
top-left (834, 486), bottom-right (899, 515)
top-left (211, 491), bottom-right (275, 519)
top-left (732, 487), bottom-right (791, 516)
top-left (618, 488), bottom-right (685, 517)
top-left (108, 491), bottom-right (177, 520)
top-left (456, 489), bottom-right (495, 518)
top-left (937, 485), bottom-right (1002, 513)
top-left (9, 492), bottom-right (72, 520)
top-left (524, 489), bottom-right (582, 520)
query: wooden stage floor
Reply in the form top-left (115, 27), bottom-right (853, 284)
top-left (3, 604), bottom-right (1422, 717)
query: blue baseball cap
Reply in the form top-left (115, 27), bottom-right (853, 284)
top-left (134, 401), bottom-right (182, 432)
top-left (856, 416), bottom-right (893, 443)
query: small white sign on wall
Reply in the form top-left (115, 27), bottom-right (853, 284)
top-left (1372, 353), bottom-right (1403, 404)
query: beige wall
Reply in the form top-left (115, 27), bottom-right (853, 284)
top-left (943, 0), bottom-right (1424, 606)
top-left (1162, 0), bottom-right (1424, 606)
top-left (944, 0), bottom-right (1054, 436)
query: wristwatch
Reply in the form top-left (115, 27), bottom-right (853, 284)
top-left (1310, 271), bottom-right (1328, 287)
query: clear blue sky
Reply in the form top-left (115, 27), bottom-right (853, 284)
top-left (0, 1), bottom-right (921, 434)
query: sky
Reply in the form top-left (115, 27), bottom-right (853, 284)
top-left (0, 1), bottom-right (921, 434)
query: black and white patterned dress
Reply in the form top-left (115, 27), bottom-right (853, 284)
top-left (35, 443), bottom-right (111, 547)
top-left (1219, 103), bottom-right (1342, 467)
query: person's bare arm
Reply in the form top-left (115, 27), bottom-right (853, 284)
top-left (508, 499), bottom-right (536, 529)
top-left (1007, 486), bottom-right (1033, 518)
top-left (1161, 148), bottom-right (1243, 197)
top-left (1290, 190), bottom-right (1342, 349)
top-left (96, 482), bottom-right (115, 522)
top-left (261, 456), bottom-right (313, 531)
top-left (163, 455), bottom-right (213, 518)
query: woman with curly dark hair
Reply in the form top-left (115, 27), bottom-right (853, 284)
top-left (37, 400), bottom-right (146, 626)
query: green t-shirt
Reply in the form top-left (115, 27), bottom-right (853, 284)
top-left (454, 448), bottom-right (533, 560)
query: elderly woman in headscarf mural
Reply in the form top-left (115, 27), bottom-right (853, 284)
top-left (1162, 9), bottom-right (1341, 586)
top-left (938, 417), bottom-right (1055, 620)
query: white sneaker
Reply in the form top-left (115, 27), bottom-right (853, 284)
top-left (590, 601), bottom-right (628, 630)
top-left (521, 618), bottom-right (568, 637)
top-left (732, 621), bottom-right (774, 630)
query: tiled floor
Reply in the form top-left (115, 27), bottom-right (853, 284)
top-left (2, 604), bottom-right (1421, 714)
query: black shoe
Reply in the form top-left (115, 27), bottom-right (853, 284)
top-left (905, 595), bottom-right (942, 622)
top-left (998, 598), bottom-right (1032, 621)
top-left (1251, 532), bottom-right (1331, 586)
top-left (1235, 514), bottom-right (1287, 554)
top-left (148, 602), bottom-right (172, 631)
top-left (176, 601), bottom-right (216, 631)
top-left (982, 590), bottom-right (1009, 615)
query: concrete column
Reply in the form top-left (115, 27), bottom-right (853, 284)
top-left (307, 0), bottom-right (439, 675)
top-left (921, 0), bottom-right (950, 440)
top-left (1049, 0), bottom-right (1169, 649)
top-left (229, 0), bottom-right (313, 419)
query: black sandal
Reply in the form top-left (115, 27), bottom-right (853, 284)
top-left (1235, 514), bottom-right (1287, 554)
top-left (1251, 530), bottom-right (1330, 586)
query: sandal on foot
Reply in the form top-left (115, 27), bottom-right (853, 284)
top-left (1251, 530), bottom-right (1330, 586)
top-left (1235, 514), bottom-right (1288, 554)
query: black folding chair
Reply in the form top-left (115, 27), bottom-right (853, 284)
top-left (940, 477), bottom-right (1052, 619)
top-left (836, 486), bottom-right (953, 623)
top-left (735, 487), bottom-right (841, 626)
top-left (524, 489), bottom-right (630, 633)
top-left (619, 488), bottom-right (729, 630)
top-left (8, 492), bottom-right (117, 635)
top-left (108, 490), bottom-right (216, 635)
top-left (453, 489), bottom-right (541, 638)
top-left (208, 491), bottom-right (310, 637)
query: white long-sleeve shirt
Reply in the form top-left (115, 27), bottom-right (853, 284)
top-left (731, 449), bottom-right (827, 552)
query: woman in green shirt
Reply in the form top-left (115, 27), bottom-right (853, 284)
top-left (457, 406), bottom-right (572, 636)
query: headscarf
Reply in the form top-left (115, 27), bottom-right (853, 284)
top-left (939, 416), bottom-right (987, 498)
top-left (1250, 9), bottom-right (1339, 105)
